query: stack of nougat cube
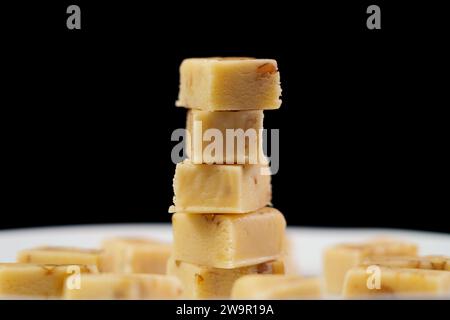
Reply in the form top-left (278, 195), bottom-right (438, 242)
top-left (167, 57), bottom-right (287, 299)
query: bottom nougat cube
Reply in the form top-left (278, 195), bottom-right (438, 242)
top-left (167, 258), bottom-right (284, 299)
top-left (342, 266), bottom-right (450, 298)
top-left (323, 238), bottom-right (418, 294)
top-left (231, 275), bottom-right (321, 299)
top-left (0, 263), bottom-right (95, 298)
top-left (100, 237), bottom-right (171, 274)
top-left (64, 274), bottom-right (183, 300)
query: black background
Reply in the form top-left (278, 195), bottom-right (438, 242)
top-left (2, 1), bottom-right (448, 232)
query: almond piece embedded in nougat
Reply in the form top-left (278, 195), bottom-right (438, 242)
top-left (176, 58), bottom-right (281, 111)
top-left (167, 258), bottom-right (284, 299)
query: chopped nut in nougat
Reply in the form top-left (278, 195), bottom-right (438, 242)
top-left (361, 255), bottom-right (450, 271)
top-left (172, 208), bottom-right (286, 268)
top-left (186, 110), bottom-right (266, 165)
top-left (64, 274), bottom-right (183, 300)
top-left (100, 237), bottom-right (171, 274)
top-left (172, 160), bottom-right (271, 214)
top-left (323, 239), bottom-right (418, 295)
top-left (231, 275), bottom-right (321, 299)
top-left (0, 263), bottom-right (95, 298)
top-left (17, 246), bottom-right (102, 272)
top-left (342, 266), bottom-right (450, 298)
top-left (176, 58), bottom-right (281, 111)
top-left (167, 258), bottom-right (284, 299)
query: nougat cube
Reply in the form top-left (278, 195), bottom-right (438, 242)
top-left (186, 110), bottom-right (266, 165)
top-left (342, 266), bottom-right (450, 298)
top-left (0, 263), bottom-right (95, 298)
top-left (17, 246), bottom-right (102, 272)
top-left (167, 258), bottom-right (284, 299)
top-left (172, 208), bottom-right (286, 268)
top-left (100, 237), bottom-right (171, 274)
top-left (231, 275), bottom-right (321, 299)
top-left (64, 274), bottom-right (183, 300)
top-left (176, 57), bottom-right (281, 111)
top-left (323, 239), bottom-right (418, 295)
top-left (283, 235), bottom-right (300, 275)
top-left (362, 255), bottom-right (450, 271)
top-left (172, 160), bottom-right (271, 214)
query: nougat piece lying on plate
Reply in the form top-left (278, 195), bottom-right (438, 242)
top-left (361, 255), bottom-right (450, 270)
top-left (231, 275), bottom-right (321, 299)
top-left (0, 263), bottom-right (95, 298)
top-left (64, 274), bottom-right (183, 300)
top-left (100, 237), bottom-right (172, 274)
top-left (17, 246), bottom-right (102, 272)
top-left (343, 266), bottom-right (450, 298)
top-left (323, 238), bottom-right (418, 294)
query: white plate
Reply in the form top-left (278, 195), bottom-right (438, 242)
top-left (1, 224), bottom-right (449, 276)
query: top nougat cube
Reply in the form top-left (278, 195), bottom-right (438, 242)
top-left (176, 58), bottom-right (282, 110)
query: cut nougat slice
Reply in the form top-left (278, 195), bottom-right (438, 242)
top-left (361, 255), bottom-right (450, 271)
top-left (231, 275), bottom-right (321, 299)
top-left (342, 266), bottom-right (450, 298)
top-left (17, 246), bottom-right (102, 272)
top-left (100, 237), bottom-right (171, 274)
top-left (64, 273), bottom-right (183, 300)
top-left (176, 57), bottom-right (281, 111)
top-left (167, 258), bottom-right (284, 299)
top-left (172, 208), bottom-right (286, 268)
top-left (172, 160), bottom-right (271, 214)
top-left (323, 238), bottom-right (418, 295)
top-left (0, 263), bottom-right (95, 298)
top-left (186, 109), bottom-right (266, 165)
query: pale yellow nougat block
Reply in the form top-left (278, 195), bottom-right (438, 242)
top-left (176, 58), bottom-right (281, 111)
top-left (186, 110), bottom-right (266, 165)
top-left (172, 208), bottom-right (286, 268)
top-left (323, 239), bottom-right (418, 295)
top-left (17, 247), bottom-right (102, 272)
top-left (167, 258), bottom-right (284, 299)
top-left (342, 266), bottom-right (450, 298)
top-left (100, 237), bottom-right (171, 274)
top-left (362, 255), bottom-right (450, 271)
top-left (0, 263), bottom-right (95, 298)
top-left (283, 235), bottom-right (300, 275)
top-left (64, 274), bottom-right (183, 300)
top-left (231, 275), bottom-right (321, 299)
top-left (172, 160), bottom-right (271, 214)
